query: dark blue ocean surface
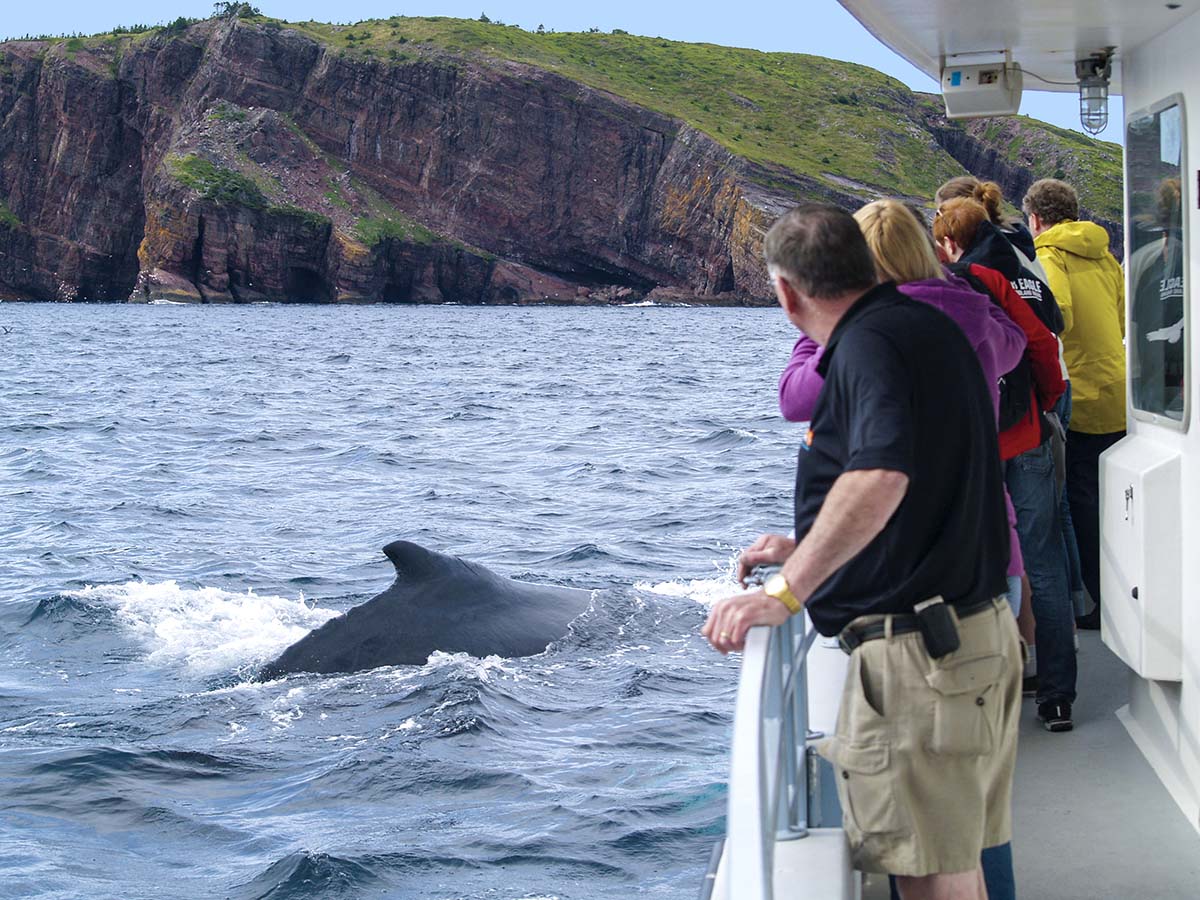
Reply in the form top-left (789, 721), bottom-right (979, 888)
top-left (0, 302), bottom-right (800, 899)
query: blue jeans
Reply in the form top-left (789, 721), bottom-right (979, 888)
top-left (1054, 385), bottom-right (1086, 611)
top-left (1006, 441), bottom-right (1076, 705)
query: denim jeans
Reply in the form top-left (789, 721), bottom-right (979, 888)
top-left (1054, 384), bottom-right (1086, 611)
top-left (1006, 441), bottom-right (1076, 705)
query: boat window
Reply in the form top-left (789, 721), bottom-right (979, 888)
top-left (1127, 97), bottom-right (1188, 425)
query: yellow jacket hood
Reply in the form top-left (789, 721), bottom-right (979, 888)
top-left (1034, 220), bottom-right (1113, 260)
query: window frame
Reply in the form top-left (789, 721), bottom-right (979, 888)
top-left (1126, 92), bottom-right (1190, 432)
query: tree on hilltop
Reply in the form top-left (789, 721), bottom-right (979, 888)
top-left (213, 2), bottom-right (261, 19)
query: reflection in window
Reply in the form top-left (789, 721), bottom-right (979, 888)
top-left (1127, 101), bottom-right (1186, 421)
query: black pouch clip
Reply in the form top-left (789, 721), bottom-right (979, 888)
top-left (914, 596), bottom-right (960, 659)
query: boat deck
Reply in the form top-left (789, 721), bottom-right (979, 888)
top-left (1008, 631), bottom-right (1200, 899)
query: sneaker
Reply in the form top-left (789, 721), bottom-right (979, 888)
top-left (1022, 674), bottom-right (1038, 697)
top-left (1037, 701), bottom-right (1073, 732)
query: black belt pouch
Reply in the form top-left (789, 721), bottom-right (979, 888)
top-left (914, 596), bottom-right (960, 659)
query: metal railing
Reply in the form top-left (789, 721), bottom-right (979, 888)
top-left (723, 612), bottom-right (820, 900)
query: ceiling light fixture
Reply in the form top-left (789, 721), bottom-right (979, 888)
top-left (1076, 51), bottom-right (1113, 135)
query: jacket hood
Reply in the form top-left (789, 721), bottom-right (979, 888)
top-left (1034, 220), bottom-right (1113, 260)
top-left (1001, 221), bottom-right (1038, 260)
top-left (898, 275), bottom-right (994, 347)
top-left (961, 220), bottom-right (1020, 279)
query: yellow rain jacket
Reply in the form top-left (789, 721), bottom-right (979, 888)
top-left (1035, 221), bottom-right (1126, 434)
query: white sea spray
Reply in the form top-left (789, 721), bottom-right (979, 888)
top-left (63, 580), bottom-right (339, 675)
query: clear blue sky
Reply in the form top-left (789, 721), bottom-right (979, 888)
top-left (4, 0), bottom-right (1123, 143)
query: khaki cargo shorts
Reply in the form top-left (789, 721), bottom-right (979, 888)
top-left (814, 598), bottom-right (1022, 876)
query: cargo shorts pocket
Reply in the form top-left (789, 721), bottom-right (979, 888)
top-left (818, 739), bottom-right (903, 838)
top-left (924, 653), bottom-right (1005, 756)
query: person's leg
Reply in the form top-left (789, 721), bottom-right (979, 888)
top-left (1066, 430), bottom-right (1125, 616)
top-left (1016, 574), bottom-right (1037, 693)
top-left (1017, 575), bottom-right (1034, 643)
top-left (895, 868), bottom-right (988, 900)
top-left (890, 844), bottom-right (1012, 900)
top-left (1055, 388), bottom-right (1086, 614)
top-left (1006, 442), bottom-right (1076, 711)
top-left (1004, 574), bottom-right (1022, 617)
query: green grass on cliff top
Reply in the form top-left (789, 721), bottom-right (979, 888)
top-left (282, 16), bottom-right (1122, 217)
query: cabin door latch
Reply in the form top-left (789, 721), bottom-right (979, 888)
top-left (1124, 485), bottom-right (1134, 520)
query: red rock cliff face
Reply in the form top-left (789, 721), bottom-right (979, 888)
top-left (0, 21), bottom-right (1083, 305)
top-left (0, 21), bottom-right (873, 304)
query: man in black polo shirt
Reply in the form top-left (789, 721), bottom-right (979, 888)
top-left (704, 204), bottom-right (1021, 900)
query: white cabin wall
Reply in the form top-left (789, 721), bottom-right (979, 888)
top-left (1119, 6), bottom-right (1200, 830)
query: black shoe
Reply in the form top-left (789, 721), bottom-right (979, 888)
top-left (1037, 701), bottom-right (1074, 732)
top-left (1022, 674), bottom-right (1038, 697)
top-left (1075, 609), bottom-right (1101, 630)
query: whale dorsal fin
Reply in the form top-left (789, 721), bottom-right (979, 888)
top-left (383, 541), bottom-right (451, 581)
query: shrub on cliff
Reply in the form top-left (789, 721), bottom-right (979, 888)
top-left (169, 155), bottom-right (266, 208)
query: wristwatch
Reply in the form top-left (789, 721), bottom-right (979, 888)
top-left (763, 573), bottom-right (802, 615)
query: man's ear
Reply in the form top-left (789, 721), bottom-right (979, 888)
top-left (773, 273), bottom-right (802, 316)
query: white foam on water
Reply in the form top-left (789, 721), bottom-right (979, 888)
top-left (636, 551), bottom-right (759, 607)
top-left (63, 580), bottom-right (340, 675)
top-left (267, 685), bottom-right (307, 730)
top-left (637, 575), bottom-right (750, 607)
top-left (380, 718), bottom-right (422, 740)
top-left (424, 651), bottom-right (515, 683)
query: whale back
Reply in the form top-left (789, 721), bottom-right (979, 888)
top-left (258, 542), bottom-right (592, 678)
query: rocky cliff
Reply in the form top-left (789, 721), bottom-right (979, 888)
top-left (0, 17), bottom-right (1123, 304)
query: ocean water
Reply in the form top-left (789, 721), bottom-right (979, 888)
top-left (0, 302), bottom-right (801, 900)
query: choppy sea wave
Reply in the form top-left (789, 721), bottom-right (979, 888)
top-left (0, 303), bottom-right (799, 899)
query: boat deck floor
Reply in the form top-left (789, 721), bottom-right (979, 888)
top-left (1008, 631), bottom-right (1199, 898)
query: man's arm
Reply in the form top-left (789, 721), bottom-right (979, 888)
top-left (703, 467), bottom-right (910, 653)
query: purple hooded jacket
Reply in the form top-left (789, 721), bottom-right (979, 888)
top-left (777, 275), bottom-right (1028, 577)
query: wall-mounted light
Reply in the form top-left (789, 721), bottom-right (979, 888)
top-left (1076, 52), bottom-right (1113, 135)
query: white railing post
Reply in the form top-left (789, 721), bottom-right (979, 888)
top-left (725, 614), bottom-right (820, 900)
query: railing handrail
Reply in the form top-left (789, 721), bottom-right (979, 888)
top-left (724, 613), bottom-right (819, 900)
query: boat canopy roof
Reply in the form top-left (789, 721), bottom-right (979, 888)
top-left (838, 0), bottom-right (1199, 94)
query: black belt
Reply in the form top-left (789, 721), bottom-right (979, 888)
top-left (837, 596), bottom-right (1001, 655)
